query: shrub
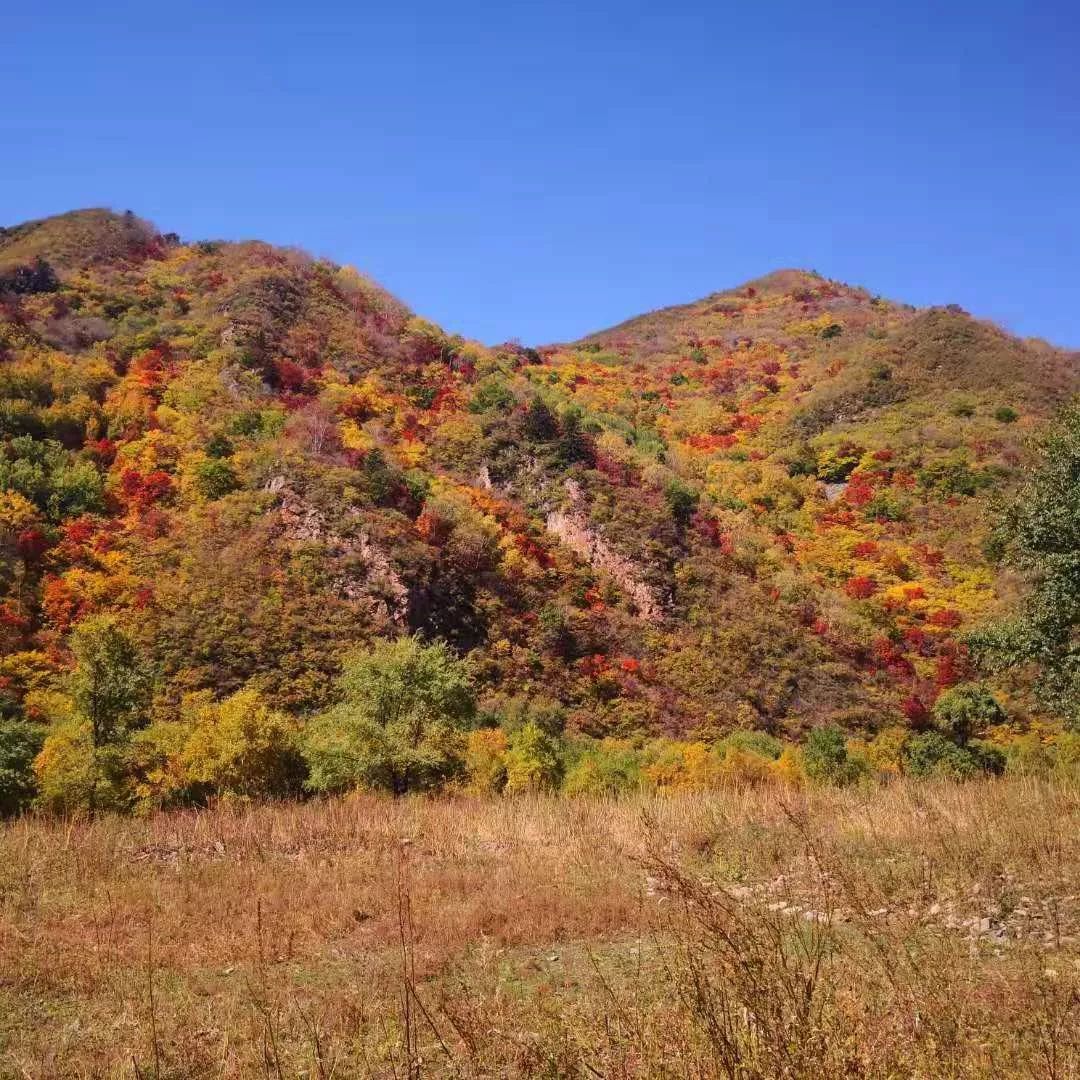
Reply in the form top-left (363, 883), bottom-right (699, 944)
top-left (717, 729), bottom-right (782, 761)
top-left (0, 720), bottom-right (44, 816)
top-left (865, 725), bottom-right (909, 777)
top-left (303, 636), bottom-right (474, 795)
top-left (931, 683), bottom-right (1005, 744)
top-left (562, 740), bottom-right (641, 796)
top-left (716, 746), bottom-right (774, 786)
top-left (769, 746), bottom-right (805, 786)
top-left (192, 458), bottom-right (239, 500)
top-left (180, 686), bottom-right (303, 799)
top-left (902, 732), bottom-right (1003, 779)
top-left (464, 728), bottom-right (508, 794)
top-left (504, 721), bottom-right (563, 793)
top-left (644, 740), bottom-right (720, 790)
top-left (994, 405), bottom-right (1019, 423)
top-left (803, 726), bottom-right (867, 787)
top-left (34, 721), bottom-right (134, 814)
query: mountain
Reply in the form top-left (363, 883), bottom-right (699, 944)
top-left (1, 209), bottom-right (1076, 754)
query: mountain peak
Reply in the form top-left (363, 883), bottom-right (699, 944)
top-left (0, 207), bottom-right (161, 273)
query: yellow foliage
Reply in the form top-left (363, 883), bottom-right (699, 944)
top-left (865, 726), bottom-right (909, 777)
top-left (33, 721), bottom-right (96, 815)
top-left (0, 491), bottom-right (41, 532)
top-left (464, 728), bottom-right (508, 795)
top-left (769, 746), bottom-right (806, 787)
top-left (179, 686), bottom-right (299, 799)
top-left (644, 741), bottom-right (720, 790)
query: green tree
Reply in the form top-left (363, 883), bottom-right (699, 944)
top-left (0, 720), bottom-right (43, 816)
top-left (70, 615), bottom-right (152, 811)
top-left (193, 458), bottom-right (239, 500)
top-left (931, 683), bottom-right (1005, 744)
top-left (303, 636), bottom-right (474, 795)
top-left (504, 721), bottom-right (563, 793)
top-left (969, 402), bottom-right (1080, 730)
top-left (802, 725), bottom-right (867, 787)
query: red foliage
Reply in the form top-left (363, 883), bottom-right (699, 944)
top-left (902, 585), bottom-right (927, 602)
top-left (416, 509), bottom-right (451, 546)
top-left (852, 540), bottom-right (879, 559)
top-left (120, 469), bottom-right (174, 509)
top-left (42, 575), bottom-right (82, 631)
top-left (845, 575), bottom-right (878, 599)
top-left (275, 359), bottom-right (310, 393)
top-left (0, 601), bottom-right (30, 634)
top-left (902, 695), bottom-right (930, 726)
top-left (514, 534), bottom-right (553, 568)
top-left (686, 433), bottom-right (737, 451)
top-left (86, 438), bottom-right (118, 465)
top-left (594, 449), bottom-right (634, 484)
top-left (619, 657), bottom-right (641, 674)
top-left (928, 608), bottom-right (962, 628)
top-left (872, 449), bottom-right (894, 462)
top-left (845, 474), bottom-right (875, 508)
top-left (130, 347), bottom-right (171, 394)
top-left (934, 643), bottom-right (972, 689)
top-left (873, 636), bottom-right (915, 679)
top-left (579, 653), bottom-right (609, 679)
top-left (16, 527), bottom-right (49, 562)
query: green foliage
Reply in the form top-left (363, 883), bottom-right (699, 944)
top-left (664, 479), bottom-right (700, 526)
top-left (71, 616), bottom-right (152, 752)
top-left (504, 720), bottom-right (563, 793)
top-left (0, 720), bottom-right (43, 815)
top-left (931, 683), bottom-right (1005, 744)
top-left (562, 739), bottom-right (641, 795)
top-left (205, 433), bottom-right (234, 459)
top-left (468, 378), bottom-right (514, 414)
top-left (917, 458), bottom-right (993, 497)
top-left (970, 401), bottom-right (1080, 729)
top-left (192, 458), bottom-right (240, 500)
top-left (303, 636), bottom-right (475, 795)
top-left (718, 729), bottom-right (783, 761)
top-left (67, 615), bottom-right (152, 812)
top-left (802, 725), bottom-right (867, 787)
top-left (994, 405), bottom-right (1019, 423)
top-left (901, 732), bottom-right (1003, 780)
top-left (0, 437), bottom-right (104, 521)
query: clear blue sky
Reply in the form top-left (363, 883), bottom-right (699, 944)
top-left (3, 1), bottom-right (1078, 347)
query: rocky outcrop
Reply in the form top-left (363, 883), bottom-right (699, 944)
top-left (544, 481), bottom-right (666, 622)
top-left (267, 477), bottom-right (409, 626)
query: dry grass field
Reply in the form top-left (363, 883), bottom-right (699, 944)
top-left (1, 780), bottom-right (1078, 1078)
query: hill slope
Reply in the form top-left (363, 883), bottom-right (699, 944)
top-left (0, 210), bottom-right (1076, 768)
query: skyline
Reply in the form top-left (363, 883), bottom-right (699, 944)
top-left (3, 0), bottom-right (1078, 347)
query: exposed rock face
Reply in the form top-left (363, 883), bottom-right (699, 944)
top-left (268, 478), bottom-right (408, 626)
top-left (544, 481), bottom-right (666, 622)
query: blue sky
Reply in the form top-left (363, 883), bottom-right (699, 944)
top-left (3, 1), bottom-right (1078, 346)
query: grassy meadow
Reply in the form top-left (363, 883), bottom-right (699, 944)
top-left (1, 779), bottom-right (1078, 1078)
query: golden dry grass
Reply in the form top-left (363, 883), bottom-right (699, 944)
top-left (1, 780), bottom-right (1078, 1078)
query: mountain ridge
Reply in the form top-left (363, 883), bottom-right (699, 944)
top-left (0, 206), bottom-right (1076, 808)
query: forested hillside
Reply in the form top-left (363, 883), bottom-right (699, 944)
top-left (1, 208), bottom-right (1077, 811)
